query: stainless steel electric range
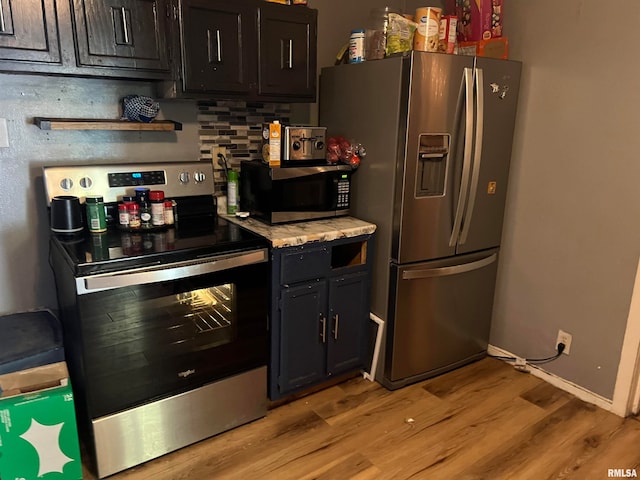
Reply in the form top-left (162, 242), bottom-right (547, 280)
top-left (44, 162), bottom-right (269, 478)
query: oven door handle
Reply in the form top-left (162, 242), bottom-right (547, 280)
top-left (77, 248), bottom-right (268, 294)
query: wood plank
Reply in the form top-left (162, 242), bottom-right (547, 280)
top-left (457, 398), bottom-right (625, 480)
top-left (80, 358), bottom-right (640, 480)
top-left (33, 117), bottom-right (182, 131)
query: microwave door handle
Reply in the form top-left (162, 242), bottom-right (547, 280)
top-left (449, 67), bottom-right (474, 247)
top-left (460, 68), bottom-right (484, 245)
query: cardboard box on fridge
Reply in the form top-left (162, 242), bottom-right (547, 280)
top-left (459, 37), bottom-right (509, 60)
top-left (0, 362), bottom-right (82, 480)
top-left (448, 0), bottom-right (503, 42)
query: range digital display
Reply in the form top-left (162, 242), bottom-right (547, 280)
top-left (108, 170), bottom-right (166, 187)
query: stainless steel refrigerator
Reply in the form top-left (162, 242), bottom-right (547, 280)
top-left (319, 51), bottom-right (521, 389)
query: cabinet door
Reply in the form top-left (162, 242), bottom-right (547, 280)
top-left (327, 272), bottom-right (369, 376)
top-left (180, 0), bottom-right (255, 94)
top-left (257, 4), bottom-right (316, 99)
top-left (72, 0), bottom-right (169, 71)
top-left (278, 281), bottom-right (327, 394)
top-left (0, 0), bottom-right (61, 64)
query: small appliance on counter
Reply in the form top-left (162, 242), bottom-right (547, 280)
top-left (282, 125), bottom-right (327, 167)
top-left (262, 123), bottom-right (327, 168)
top-left (240, 159), bottom-right (352, 224)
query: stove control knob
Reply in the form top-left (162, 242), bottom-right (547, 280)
top-left (79, 177), bottom-right (93, 189)
top-left (292, 141), bottom-right (301, 151)
top-left (59, 178), bottom-right (73, 190)
top-left (193, 171), bottom-right (206, 183)
top-left (179, 171), bottom-right (190, 184)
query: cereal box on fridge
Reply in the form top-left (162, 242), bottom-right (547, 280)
top-left (455, 0), bottom-right (493, 42)
top-left (438, 15), bottom-right (457, 54)
top-left (491, 0), bottom-right (503, 38)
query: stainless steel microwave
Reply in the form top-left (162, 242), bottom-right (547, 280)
top-left (240, 160), bottom-right (352, 224)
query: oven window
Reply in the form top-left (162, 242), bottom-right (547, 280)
top-left (175, 285), bottom-right (236, 350)
top-left (77, 261), bottom-right (268, 418)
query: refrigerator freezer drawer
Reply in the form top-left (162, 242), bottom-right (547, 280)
top-left (384, 249), bottom-right (499, 388)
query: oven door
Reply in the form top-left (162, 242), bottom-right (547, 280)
top-left (74, 249), bottom-right (269, 418)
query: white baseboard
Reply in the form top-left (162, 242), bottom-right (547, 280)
top-left (487, 344), bottom-right (617, 415)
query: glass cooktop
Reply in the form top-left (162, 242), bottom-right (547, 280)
top-left (51, 215), bottom-right (268, 276)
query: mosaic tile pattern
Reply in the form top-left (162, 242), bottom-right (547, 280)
top-left (198, 100), bottom-right (290, 194)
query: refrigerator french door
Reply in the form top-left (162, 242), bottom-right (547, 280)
top-left (319, 51), bottom-right (521, 389)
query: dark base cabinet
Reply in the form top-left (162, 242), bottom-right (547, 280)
top-left (269, 235), bottom-right (374, 400)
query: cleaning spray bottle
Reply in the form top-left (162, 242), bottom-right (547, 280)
top-left (227, 169), bottom-right (239, 214)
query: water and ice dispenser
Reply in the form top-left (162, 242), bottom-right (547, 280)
top-left (415, 134), bottom-right (450, 198)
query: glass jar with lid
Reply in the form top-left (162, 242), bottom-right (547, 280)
top-left (365, 7), bottom-right (398, 60)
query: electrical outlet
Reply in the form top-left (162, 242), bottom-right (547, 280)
top-left (556, 329), bottom-right (572, 355)
top-left (212, 146), bottom-right (227, 161)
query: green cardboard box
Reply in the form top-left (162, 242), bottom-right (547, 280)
top-left (0, 362), bottom-right (82, 480)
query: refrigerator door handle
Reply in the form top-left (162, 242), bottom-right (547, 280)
top-left (401, 253), bottom-right (497, 280)
top-left (460, 67), bottom-right (485, 244)
top-left (449, 67), bottom-right (475, 247)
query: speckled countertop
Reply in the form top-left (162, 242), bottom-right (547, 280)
top-left (222, 215), bottom-right (376, 248)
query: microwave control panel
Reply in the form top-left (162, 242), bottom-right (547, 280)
top-left (337, 178), bottom-right (350, 209)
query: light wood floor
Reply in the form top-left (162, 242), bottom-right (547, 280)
top-left (83, 358), bottom-right (640, 479)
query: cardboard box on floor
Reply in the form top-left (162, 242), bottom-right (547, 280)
top-left (0, 362), bottom-right (82, 480)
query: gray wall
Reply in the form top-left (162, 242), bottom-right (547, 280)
top-left (0, 75), bottom-right (198, 315)
top-left (490, 0), bottom-right (640, 399)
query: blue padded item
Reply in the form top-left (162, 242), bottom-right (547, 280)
top-left (0, 310), bottom-right (65, 375)
top-left (122, 95), bottom-right (160, 123)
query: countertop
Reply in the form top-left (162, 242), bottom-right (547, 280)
top-left (222, 215), bottom-right (376, 248)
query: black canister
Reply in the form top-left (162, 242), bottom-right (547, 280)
top-left (50, 196), bottom-right (83, 234)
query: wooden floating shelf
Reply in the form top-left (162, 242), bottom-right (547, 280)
top-left (34, 117), bottom-right (182, 131)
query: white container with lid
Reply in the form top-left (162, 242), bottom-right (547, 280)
top-left (349, 29), bottom-right (366, 63)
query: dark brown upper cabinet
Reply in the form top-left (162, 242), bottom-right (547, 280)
top-left (179, 0), bottom-right (256, 95)
top-left (71, 0), bottom-right (170, 72)
top-left (0, 0), bottom-right (61, 65)
top-left (160, 0), bottom-right (317, 102)
top-left (257, 3), bottom-right (316, 100)
top-left (0, 0), bottom-right (170, 78)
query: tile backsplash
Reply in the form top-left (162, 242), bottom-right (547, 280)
top-left (198, 100), bottom-right (290, 194)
